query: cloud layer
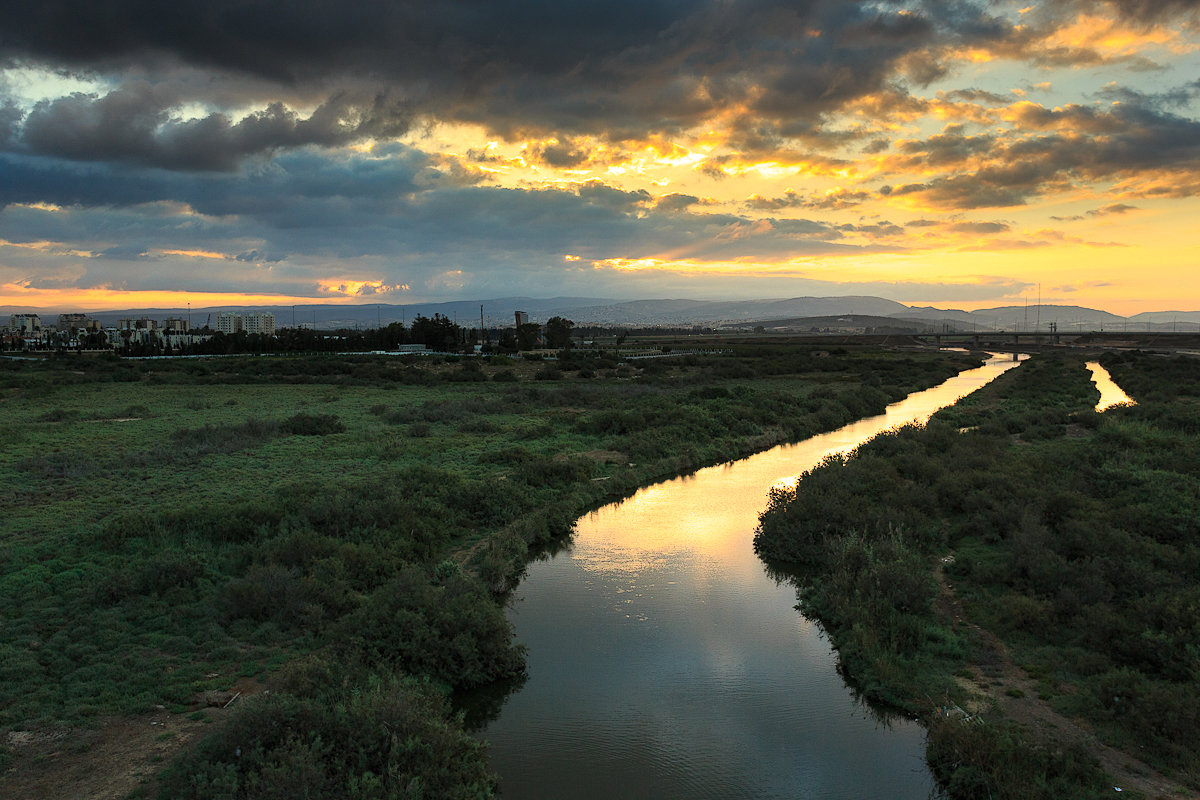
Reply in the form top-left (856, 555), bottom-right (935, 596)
top-left (1, 0), bottom-right (1198, 308)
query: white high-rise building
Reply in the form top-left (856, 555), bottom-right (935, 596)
top-left (9, 314), bottom-right (41, 333)
top-left (57, 313), bottom-right (92, 331)
top-left (215, 312), bottom-right (242, 334)
top-left (215, 311), bottom-right (274, 335)
top-left (242, 312), bottom-right (275, 335)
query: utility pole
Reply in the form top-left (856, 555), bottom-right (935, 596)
top-left (1035, 284), bottom-right (1041, 334)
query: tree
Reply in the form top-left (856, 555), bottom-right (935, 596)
top-left (516, 322), bottom-right (541, 351)
top-left (544, 316), bottom-right (574, 349)
top-left (410, 314), bottom-right (461, 351)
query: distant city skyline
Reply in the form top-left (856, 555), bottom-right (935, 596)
top-left (1, 1), bottom-right (1198, 315)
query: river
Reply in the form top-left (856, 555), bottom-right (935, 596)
top-left (481, 353), bottom-right (1026, 799)
top-left (1086, 360), bottom-right (1136, 411)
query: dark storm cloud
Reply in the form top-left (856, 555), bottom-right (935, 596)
top-left (946, 221), bottom-right (1011, 234)
top-left (891, 168), bottom-right (1044, 209)
top-left (1096, 79), bottom-right (1200, 109)
top-left (13, 86), bottom-right (414, 171)
top-left (1050, 202), bottom-right (1140, 221)
top-left (0, 0), bottom-right (1059, 160)
top-left (837, 221), bottom-right (905, 237)
top-left (0, 143), bottom-right (446, 236)
top-left (896, 129), bottom-right (997, 166)
top-left (0, 149), bottom-right (878, 296)
top-left (529, 138), bottom-right (594, 168)
top-left (885, 92), bottom-right (1200, 208)
top-left (1089, 203), bottom-right (1139, 215)
top-left (0, 100), bottom-right (20, 146)
top-left (654, 193), bottom-right (705, 212)
top-left (943, 0), bottom-right (1194, 70)
top-left (746, 189), bottom-right (872, 211)
top-left (0, 0), bottom-right (692, 83)
top-left (577, 181), bottom-right (652, 210)
top-left (1010, 103), bottom-right (1200, 180)
top-left (943, 88), bottom-right (1012, 105)
top-left (0, 0), bottom-right (737, 137)
top-left (1101, 0), bottom-right (1200, 21)
top-left (3, 0), bottom-right (1197, 172)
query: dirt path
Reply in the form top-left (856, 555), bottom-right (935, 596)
top-left (3, 711), bottom-right (213, 800)
top-left (1, 680), bottom-right (264, 800)
top-left (936, 560), bottom-right (1195, 800)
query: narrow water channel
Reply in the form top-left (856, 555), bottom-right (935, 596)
top-left (1086, 360), bottom-right (1136, 411)
top-left (482, 353), bottom-right (1025, 799)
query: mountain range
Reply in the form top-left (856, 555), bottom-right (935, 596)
top-left (5, 296), bottom-right (1199, 332)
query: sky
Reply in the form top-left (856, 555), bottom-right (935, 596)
top-left (1, 0), bottom-right (1198, 316)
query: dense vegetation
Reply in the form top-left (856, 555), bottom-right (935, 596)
top-left (0, 346), bottom-right (980, 798)
top-left (755, 351), bottom-right (1200, 798)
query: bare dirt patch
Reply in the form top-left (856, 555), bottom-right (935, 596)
top-left (935, 559), bottom-right (1195, 800)
top-left (1, 678), bottom-right (265, 800)
top-left (4, 711), bottom-right (210, 800)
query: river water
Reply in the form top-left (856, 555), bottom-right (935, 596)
top-left (482, 354), bottom-right (1025, 799)
top-left (1086, 360), bottom-right (1136, 411)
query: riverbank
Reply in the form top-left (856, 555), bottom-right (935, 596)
top-left (755, 351), bottom-right (1200, 798)
top-left (0, 346), bottom-right (982, 798)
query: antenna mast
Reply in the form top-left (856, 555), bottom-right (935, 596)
top-left (1035, 284), bottom-right (1041, 334)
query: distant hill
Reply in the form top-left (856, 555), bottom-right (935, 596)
top-left (890, 306), bottom-right (979, 322)
top-left (961, 305), bottom-right (1127, 331)
top-left (558, 296), bottom-right (909, 325)
top-left (1127, 311), bottom-right (1200, 331)
top-left (5, 296), bottom-right (1195, 331)
top-left (723, 314), bottom-right (954, 333)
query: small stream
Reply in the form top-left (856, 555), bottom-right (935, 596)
top-left (481, 354), bottom-right (1026, 799)
top-left (1086, 361), bottom-right (1136, 411)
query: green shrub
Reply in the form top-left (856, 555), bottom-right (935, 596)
top-left (171, 419), bottom-right (280, 454)
top-left (339, 569), bottom-right (525, 688)
top-left (158, 676), bottom-right (496, 800)
top-left (280, 413), bottom-right (345, 436)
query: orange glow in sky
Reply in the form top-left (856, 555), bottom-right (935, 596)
top-left (0, 284), bottom-right (365, 311)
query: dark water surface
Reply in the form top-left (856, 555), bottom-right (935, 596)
top-left (482, 354), bottom-right (1024, 799)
